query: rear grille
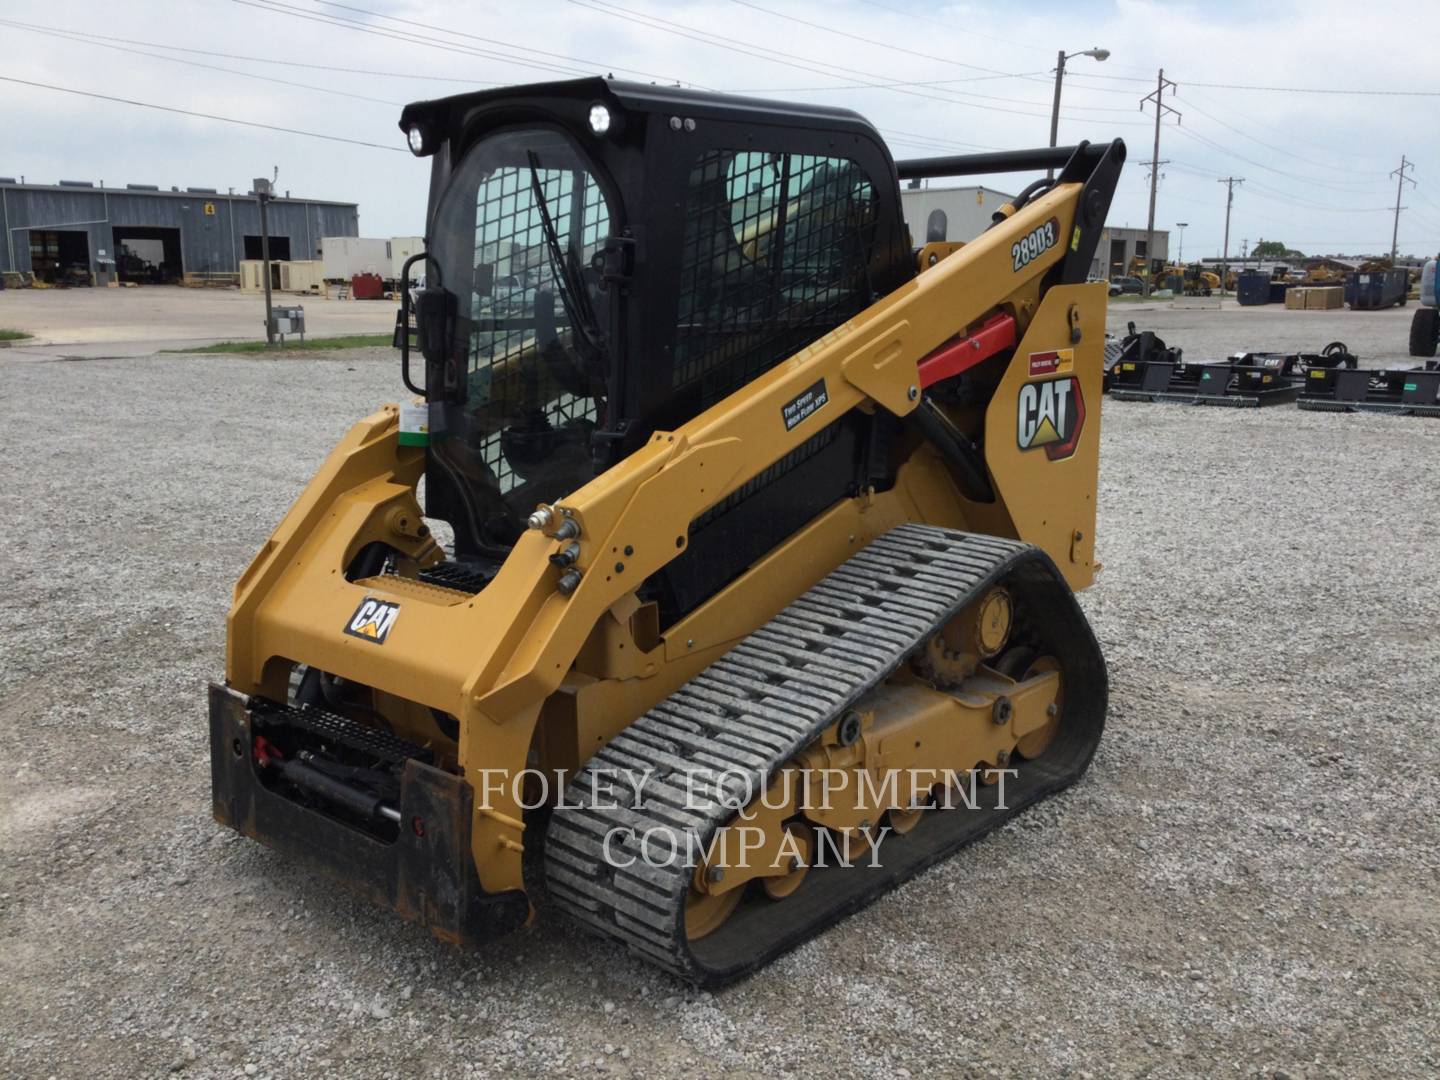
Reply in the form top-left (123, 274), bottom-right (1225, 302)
top-left (692, 424), bottom-right (839, 531)
top-left (251, 699), bottom-right (432, 767)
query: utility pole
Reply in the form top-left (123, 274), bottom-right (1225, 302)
top-left (1139, 69), bottom-right (1180, 296)
top-left (1390, 155), bottom-right (1415, 263)
top-left (1217, 177), bottom-right (1244, 295)
top-left (253, 174), bottom-right (276, 347)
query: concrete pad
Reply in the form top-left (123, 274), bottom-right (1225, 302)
top-left (0, 284), bottom-right (396, 359)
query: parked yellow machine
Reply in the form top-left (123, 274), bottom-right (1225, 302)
top-left (209, 78), bottom-right (1124, 984)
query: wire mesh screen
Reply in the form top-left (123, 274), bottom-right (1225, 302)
top-left (423, 127), bottom-right (617, 556)
top-left (466, 158), bottom-right (610, 494)
top-left (674, 150), bottom-right (878, 409)
top-left (691, 424), bottom-right (840, 532)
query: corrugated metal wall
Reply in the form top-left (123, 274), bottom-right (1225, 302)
top-left (1096, 227), bottom-right (1169, 278)
top-left (0, 184), bottom-right (359, 275)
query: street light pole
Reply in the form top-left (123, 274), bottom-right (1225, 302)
top-left (1176, 222), bottom-right (1188, 264)
top-left (1047, 47), bottom-right (1110, 181)
top-left (1047, 50), bottom-right (1066, 184)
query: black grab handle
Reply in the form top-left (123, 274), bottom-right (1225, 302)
top-left (398, 250), bottom-right (443, 397)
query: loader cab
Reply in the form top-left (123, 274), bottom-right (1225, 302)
top-left (399, 78), bottom-right (911, 567)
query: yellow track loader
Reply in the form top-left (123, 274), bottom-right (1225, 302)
top-left (209, 78), bottom-right (1124, 984)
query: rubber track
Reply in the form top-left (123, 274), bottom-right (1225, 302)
top-left (543, 523), bottom-right (1105, 984)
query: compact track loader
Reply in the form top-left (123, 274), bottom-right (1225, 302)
top-left (210, 78), bottom-right (1123, 984)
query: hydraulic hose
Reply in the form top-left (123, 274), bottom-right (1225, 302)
top-left (907, 397), bottom-right (996, 504)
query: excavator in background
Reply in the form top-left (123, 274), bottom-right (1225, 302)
top-left (208, 78), bottom-right (1123, 984)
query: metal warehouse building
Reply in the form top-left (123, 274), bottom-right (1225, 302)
top-left (0, 178), bottom-right (359, 285)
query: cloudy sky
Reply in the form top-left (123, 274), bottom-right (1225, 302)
top-left (3, 0), bottom-right (1438, 257)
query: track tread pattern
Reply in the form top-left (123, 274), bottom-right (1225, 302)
top-left (544, 524), bottom-right (1056, 982)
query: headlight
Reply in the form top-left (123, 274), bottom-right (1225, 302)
top-left (588, 103), bottom-right (612, 136)
top-left (407, 125), bottom-right (428, 155)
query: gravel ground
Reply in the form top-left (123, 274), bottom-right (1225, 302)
top-left (2, 304), bottom-right (1437, 1079)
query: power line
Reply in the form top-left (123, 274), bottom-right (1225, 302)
top-left (1167, 161), bottom-right (1394, 213)
top-left (231, 0), bottom-right (619, 84)
top-left (879, 129), bottom-right (1005, 153)
top-left (305, 0), bottom-right (695, 85)
top-left (851, 0), bottom-right (1162, 77)
top-left (0, 16), bottom-right (503, 85)
top-left (1174, 86), bottom-right (1395, 169)
top-left (852, 0), bottom-right (1054, 58)
top-left (1065, 71), bottom-right (1159, 85)
top-left (569, 0), bottom-right (1011, 106)
top-left (1170, 124), bottom-right (1395, 195)
top-left (1171, 94), bottom-right (1389, 182)
top-left (233, 0), bottom-right (593, 80)
top-left (735, 72), bottom-right (1141, 111)
top-left (1176, 80), bottom-right (1440, 97)
top-left (566, 0), bottom-right (1151, 124)
top-left (883, 132), bottom-right (1002, 154)
top-left (735, 70), bottom-right (1052, 94)
top-left (0, 18), bottom-right (404, 107)
top-left (0, 74), bottom-right (406, 152)
top-left (1067, 70), bottom-right (1440, 96)
top-left (727, 0), bottom-right (1027, 78)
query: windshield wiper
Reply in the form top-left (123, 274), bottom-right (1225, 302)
top-left (526, 153), bottom-right (609, 374)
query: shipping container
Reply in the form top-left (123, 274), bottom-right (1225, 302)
top-left (321, 236), bottom-right (391, 282)
top-left (239, 259), bottom-right (325, 294)
top-left (389, 236), bottom-right (426, 282)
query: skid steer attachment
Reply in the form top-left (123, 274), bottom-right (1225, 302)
top-left (209, 76), bottom-right (1124, 982)
top-left (1298, 360), bottom-right (1440, 416)
top-left (1110, 336), bottom-right (1356, 408)
top-left (1104, 321), bottom-right (1183, 393)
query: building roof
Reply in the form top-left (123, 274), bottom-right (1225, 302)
top-left (0, 178), bottom-right (356, 207)
top-left (900, 184), bottom-right (1016, 200)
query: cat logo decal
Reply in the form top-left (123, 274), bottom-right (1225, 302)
top-left (1017, 377), bottom-right (1085, 461)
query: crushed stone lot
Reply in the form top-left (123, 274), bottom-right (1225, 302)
top-left (2, 305), bottom-right (1438, 1078)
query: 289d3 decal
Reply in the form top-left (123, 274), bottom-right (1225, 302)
top-left (1011, 217), bottom-right (1060, 272)
top-left (1017, 375), bottom-right (1085, 461)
